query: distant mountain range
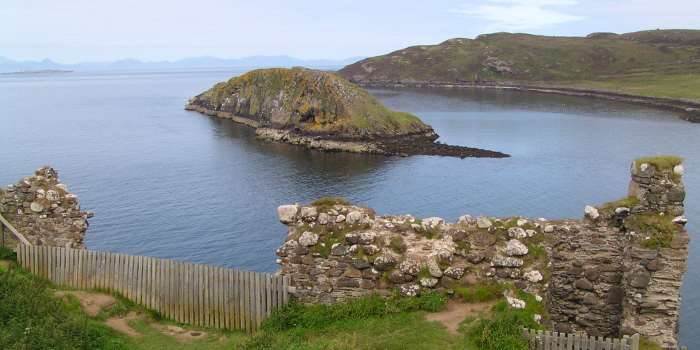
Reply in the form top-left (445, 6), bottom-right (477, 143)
top-left (0, 55), bottom-right (365, 73)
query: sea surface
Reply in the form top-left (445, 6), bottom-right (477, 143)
top-left (0, 70), bottom-right (698, 346)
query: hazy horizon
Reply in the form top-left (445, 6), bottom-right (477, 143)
top-left (3, 0), bottom-right (700, 63)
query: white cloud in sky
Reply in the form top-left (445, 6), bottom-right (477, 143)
top-left (454, 0), bottom-right (584, 31)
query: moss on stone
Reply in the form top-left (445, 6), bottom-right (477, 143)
top-left (626, 213), bottom-right (681, 249)
top-left (634, 155), bottom-right (683, 172)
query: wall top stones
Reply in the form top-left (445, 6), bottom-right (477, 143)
top-left (0, 167), bottom-right (91, 248)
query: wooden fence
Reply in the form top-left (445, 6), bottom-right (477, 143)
top-left (523, 329), bottom-right (639, 350)
top-left (523, 329), bottom-right (688, 350)
top-left (16, 245), bottom-right (289, 333)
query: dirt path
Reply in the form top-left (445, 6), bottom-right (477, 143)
top-left (153, 324), bottom-right (208, 342)
top-left (54, 290), bottom-right (117, 317)
top-left (106, 312), bottom-right (142, 338)
top-left (425, 300), bottom-right (494, 334)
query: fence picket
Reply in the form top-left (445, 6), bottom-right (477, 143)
top-left (14, 246), bottom-right (288, 332)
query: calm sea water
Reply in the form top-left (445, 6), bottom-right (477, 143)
top-left (0, 70), bottom-right (698, 345)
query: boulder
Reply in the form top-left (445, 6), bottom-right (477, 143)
top-left (336, 214), bottom-right (346, 223)
top-left (373, 255), bottom-right (397, 271)
top-left (422, 217), bottom-right (444, 229)
top-left (523, 270), bottom-right (544, 283)
top-left (491, 255), bottom-right (524, 267)
top-left (476, 217), bottom-right (493, 229)
top-left (399, 283), bottom-right (420, 297)
top-left (298, 231), bottom-right (319, 246)
top-left (458, 215), bottom-right (474, 225)
top-left (277, 204), bottom-right (299, 224)
top-left (419, 278), bottom-right (439, 288)
top-left (399, 260), bottom-right (421, 276)
top-left (506, 239), bottom-right (529, 256)
top-left (346, 211), bottom-right (362, 225)
top-left (544, 225), bottom-right (555, 233)
top-left (443, 266), bottom-right (465, 279)
top-left (426, 259), bottom-right (443, 278)
top-left (674, 164), bottom-right (684, 177)
top-left (300, 206), bottom-right (318, 220)
top-left (318, 213), bottom-right (330, 225)
top-left (584, 205), bottom-right (600, 220)
top-left (508, 227), bottom-right (527, 239)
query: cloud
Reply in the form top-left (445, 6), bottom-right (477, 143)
top-left (454, 0), bottom-right (583, 31)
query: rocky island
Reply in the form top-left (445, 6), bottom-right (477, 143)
top-left (186, 67), bottom-right (508, 158)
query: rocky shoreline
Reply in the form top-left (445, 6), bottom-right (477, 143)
top-left (351, 80), bottom-right (700, 123)
top-left (186, 103), bottom-right (510, 158)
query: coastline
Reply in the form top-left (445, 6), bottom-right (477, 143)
top-left (350, 80), bottom-right (700, 123)
top-left (185, 102), bottom-right (510, 158)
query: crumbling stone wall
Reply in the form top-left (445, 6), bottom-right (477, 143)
top-left (0, 167), bottom-right (90, 248)
top-left (276, 158), bottom-right (689, 348)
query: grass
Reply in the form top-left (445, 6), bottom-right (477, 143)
top-left (243, 293), bottom-right (453, 350)
top-left (565, 73), bottom-right (700, 101)
top-left (389, 236), bottom-right (407, 254)
top-left (463, 291), bottom-right (544, 350)
top-left (625, 213), bottom-right (681, 249)
top-left (455, 282), bottom-right (507, 303)
top-left (639, 336), bottom-right (663, 350)
top-left (634, 155), bottom-right (684, 172)
top-left (0, 262), bottom-right (128, 350)
top-left (311, 196), bottom-right (350, 209)
top-left (600, 196), bottom-right (640, 213)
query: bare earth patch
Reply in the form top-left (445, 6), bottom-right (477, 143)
top-left (105, 312), bottom-right (142, 338)
top-left (54, 290), bottom-right (117, 317)
top-left (153, 324), bottom-right (208, 342)
top-left (425, 300), bottom-right (494, 334)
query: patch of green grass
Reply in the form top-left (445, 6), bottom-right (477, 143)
top-left (625, 213), bottom-right (681, 249)
top-left (125, 318), bottom-right (246, 350)
top-left (311, 197), bottom-right (350, 210)
top-left (463, 291), bottom-right (544, 350)
top-left (634, 155), bottom-right (683, 172)
top-left (243, 293), bottom-right (450, 350)
top-left (601, 196), bottom-right (640, 212)
top-left (455, 282), bottom-right (507, 303)
top-left (0, 266), bottom-right (129, 349)
top-left (564, 73), bottom-right (700, 102)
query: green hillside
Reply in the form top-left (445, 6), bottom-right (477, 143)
top-left (339, 30), bottom-right (700, 101)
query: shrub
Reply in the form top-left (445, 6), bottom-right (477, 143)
top-left (389, 236), bottom-right (407, 254)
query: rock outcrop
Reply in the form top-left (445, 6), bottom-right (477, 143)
top-left (186, 68), bottom-right (508, 158)
top-left (275, 156), bottom-right (689, 348)
top-left (0, 167), bottom-right (90, 248)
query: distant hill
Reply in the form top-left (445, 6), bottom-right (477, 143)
top-left (338, 29), bottom-right (700, 83)
top-left (0, 55), bottom-right (365, 73)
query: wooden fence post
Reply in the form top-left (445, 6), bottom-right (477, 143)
top-left (630, 334), bottom-right (640, 350)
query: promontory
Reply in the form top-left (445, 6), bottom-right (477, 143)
top-left (185, 68), bottom-right (508, 158)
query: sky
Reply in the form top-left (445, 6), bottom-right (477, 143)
top-left (2, 0), bottom-right (700, 63)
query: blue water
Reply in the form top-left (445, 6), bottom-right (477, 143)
top-left (0, 70), bottom-right (697, 346)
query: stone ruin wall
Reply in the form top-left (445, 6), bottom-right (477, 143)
top-left (0, 167), bottom-right (90, 248)
top-left (275, 159), bottom-right (689, 348)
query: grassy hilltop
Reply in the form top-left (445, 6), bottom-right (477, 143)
top-left (339, 29), bottom-right (700, 101)
top-left (189, 67), bottom-right (432, 138)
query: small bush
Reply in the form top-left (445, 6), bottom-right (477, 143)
top-left (455, 282), bottom-right (506, 303)
top-left (625, 213), bottom-right (680, 249)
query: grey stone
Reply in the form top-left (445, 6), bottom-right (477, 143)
top-left (277, 204), bottom-right (299, 224)
top-left (506, 239), bottom-right (529, 256)
top-left (346, 211), bottom-right (362, 225)
top-left (298, 231), bottom-right (319, 246)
